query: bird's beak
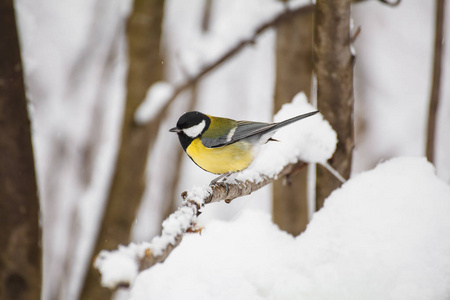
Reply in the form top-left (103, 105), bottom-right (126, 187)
top-left (169, 127), bottom-right (182, 133)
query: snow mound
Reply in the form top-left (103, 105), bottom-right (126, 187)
top-left (129, 157), bottom-right (450, 300)
top-left (95, 244), bottom-right (143, 289)
top-left (236, 92), bottom-right (337, 182)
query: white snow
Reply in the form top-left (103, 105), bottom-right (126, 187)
top-left (235, 92), bottom-right (337, 182)
top-left (95, 245), bottom-right (141, 289)
top-left (94, 187), bottom-right (208, 287)
top-left (129, 157), bottom-right (450, 300)
top-left (148, 185), bottom-right (211, 257)
top-left (96, 94), bottom-right (334, 289)
top-left (151, 206), bottom-right (196, 256)
top-left (183, 186), bottom-right (210, 205)
top-left (134, 81), bottom-right (174, 124)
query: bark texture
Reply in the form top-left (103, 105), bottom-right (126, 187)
top-left (273, 9), bottom-right (314, 236)
top-left (314, 0), bottom-right (354, 210)
top-left (0, 1), bottom-right (42, 299)
top-left (80, 0), bottom-right (165, 299)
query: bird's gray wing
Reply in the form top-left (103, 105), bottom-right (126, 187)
top-left (201, 111), bottom-right (319, 148)
top-left (201, 121), bottom-right (276, 148)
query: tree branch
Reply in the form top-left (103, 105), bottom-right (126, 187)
top-left (95, 92), bottom-right (338, 289)
top-left (426, 0), bottom-right (446, 164)
top-left (138, 162), bottom-right (306, 270)
top-left (136, 4), bottom-right (315, 125)
top-left (96, 162), bottom-right (306, 289)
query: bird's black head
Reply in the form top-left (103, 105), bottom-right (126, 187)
top-left (169, 111), bottom-right (211, 150)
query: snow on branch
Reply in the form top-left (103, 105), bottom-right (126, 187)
top-left (134, 4), bottom-right (314, 124)
top-left (95, 163), bottom-right (303, 290)
top-left (96, 93), bottom-right (337, 290)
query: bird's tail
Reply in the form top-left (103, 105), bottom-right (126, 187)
top-left (272, 110), bottom-right (318, 130)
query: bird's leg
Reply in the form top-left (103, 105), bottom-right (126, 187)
top-left (210, 172), bottom-right (233, 186)
top-left (210, 172), bottom-right (236, 195)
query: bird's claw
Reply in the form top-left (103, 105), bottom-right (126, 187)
top-left (211, 181), bottom-right (229, 194)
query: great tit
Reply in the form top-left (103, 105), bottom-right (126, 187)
top-left (170, 110), bottom-right (318, 183)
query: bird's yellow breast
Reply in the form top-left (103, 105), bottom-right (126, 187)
top-left (186, 138), bottom-right (255, 174)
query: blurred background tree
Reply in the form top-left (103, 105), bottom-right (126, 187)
top-left (314, 0), bottom-right (354, 210)
top-left (272, 2), bottom-right (314, 236)
top-left (0, 0), bottom-right (41, 299)
top-left (80, 0), bottom-right (165, 299)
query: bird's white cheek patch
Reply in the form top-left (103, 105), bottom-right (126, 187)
top-left (183, 120), bottom-right (206, 138)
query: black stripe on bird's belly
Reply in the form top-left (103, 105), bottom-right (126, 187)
top-left (177, 133), bottom-right (194, 152)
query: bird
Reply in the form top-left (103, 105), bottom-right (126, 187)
top-left (169, 110), bottom-right (318, 184)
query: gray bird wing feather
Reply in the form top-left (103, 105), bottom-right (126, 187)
top-left (201, 121), bottom-right (276, 148)
top-left (200, 111), bottom-right (319, 148)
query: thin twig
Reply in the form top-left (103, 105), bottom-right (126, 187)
top-left (319, 162), bottom-right (347, 183)
top-left (352, 0), bottom-right (401, 6)
top-left (377, 0), bottom-right (401, 6)
top-left (351, 26), bottom-right (362, 43)
top-left (426, 0), bottom-right (446, 163)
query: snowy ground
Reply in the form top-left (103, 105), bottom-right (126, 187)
top-left (129, 157), bottom-right (450, 300)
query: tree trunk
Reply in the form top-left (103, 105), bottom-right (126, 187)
top-left (272, 9), bottom-right (314, 236)
top-left (0, 1), bottom-right (42, 299)
top-left (426, 0), bottom-right (446, 164)
top-left (80, 0), bottom-right (165, 299)
top-left (314, 0), bottom-right (354, 210)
